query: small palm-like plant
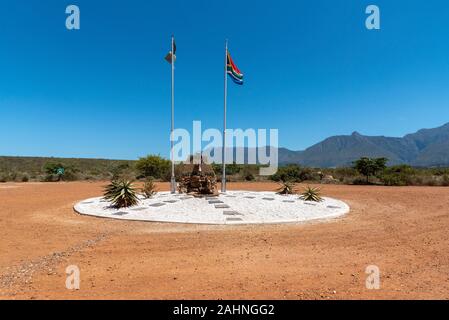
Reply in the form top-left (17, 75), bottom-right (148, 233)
top-left (276, 181), bottom-right (296, 195)
top-left (299, 186), bottom-right (323, 202)
top-left (141, 178), bottom-right (157, 199)
top-left (103, 180), bottom-right (139, 208)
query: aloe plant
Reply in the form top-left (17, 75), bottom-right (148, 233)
top-left (299, 186), bottom-right (323, 202)
top-left (141, 178), bottom-right (157, 199)
top-left (103, 180), bottom-right (139, 208)
top-left (276, 181), bottom-right (296, 195)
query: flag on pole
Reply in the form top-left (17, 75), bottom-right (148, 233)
top-left (165, 38), bottom-right (177, 64)
top-left (166, 35), bottom-right (177, 193)
top-left (227, 50), bottom-right (244, 85)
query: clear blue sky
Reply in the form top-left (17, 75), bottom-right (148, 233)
top-left (1, 0), bottom-right (449, 160)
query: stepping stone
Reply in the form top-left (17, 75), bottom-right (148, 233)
top-left (150, 203), bottom-right (166, 207)
top-left (223, 211), bottom-right (242, 216)
top-left (82, 201), bottom-right (94, 204)
top-left (244, 196), bottom-right (256, 199)
top-left (113, 211), bottom-right (129, 216)
top-left (282, 200), bottom-right (295, 203)
top-left (327, 205), bottom-right (340, 209)
top-left (262, 198), bottom-right (275, 201)
top-left (226, 217), bottom-right (243, 222)
top-left (304, 202), bottom-right (317, 206)
top-left (131, 207), bottom-right (146, 211)
top-left (205, 196), bottom-right (219, 200)
top-left (215, 204), bottom-right (230, 209)
top-left (208, 200), bottom-right (223, 204)
top-left (180, 196), bottom-right (193, 200)
top-left (163, 200), bottom-right (178, 203)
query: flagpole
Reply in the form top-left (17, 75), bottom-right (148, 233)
top-left (170, 35), bottom-right (176, 194)
top-left (221, 39), bottom-right (228, 193)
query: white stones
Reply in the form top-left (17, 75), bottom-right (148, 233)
top-left (74, 191), bottom-right (349, 225)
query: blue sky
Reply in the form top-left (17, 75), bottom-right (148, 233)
top-left (1, 0), bottom-right (449, 160)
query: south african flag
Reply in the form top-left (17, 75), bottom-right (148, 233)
top-left (227, 50), bottom-right (244, 85)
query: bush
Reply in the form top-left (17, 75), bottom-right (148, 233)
top-left (380, 165), bottom-right (416, 186)
top-left (352, 177), bottom-right (372, 185)
top-left (103, 180), bottom-right (139, 208)
top-left (43, 174), bottom-right (57, 182)
top-left (21, 174), bottom-right (29, 182)
top-left (442, 175), bottom-right (449, 187)
top-left (299, 186), bottom-right (323, 202)
top-left (135, 155), bottom-right (170, 181)
top-left (8, 172), bottom-right (18, 182)
top-left (240, 167), bottom-right (256, 181)
top-left (353, 157), bottom-right (388, 183)
top-left (211, 163), bottom-right (222, 175)
top-left (276, 181), bottom-right (296, 195)
top-left (141, 178), bottom-right (157, 199)
top-left (42, 161), bottom-right (79, 181)
top-left (110, 163), bottom-right (131, 180)
top-left (271, 164), bottom-right (314, 183)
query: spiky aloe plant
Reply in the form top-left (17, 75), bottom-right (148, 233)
top-left (103, 180), bottom-right (139, 208)
top-left (141, 178), bottom-right (157, 199)
top-left (276, 181), bottom-right (296, 195)
top-left (299, 186), bottom-right (323, 202)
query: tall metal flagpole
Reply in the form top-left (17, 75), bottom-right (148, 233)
top-left (221, 39), bottom-right (228, 193)
top-left (170, 35), bottom-right (176, 194)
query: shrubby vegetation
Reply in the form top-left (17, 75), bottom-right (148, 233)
top-left (299, 186), bottom-right (323, 202)
top-left (276, 181), bottom-right (296, 195)
top-left (353, 157), bottom-right (387, 184)
top-left (270, 164), bottom-right (315, 182)
top-left (135, 155), bottom-right (171, 180)
top-left (103, 180), bottom-right (139, 209)
top-left (141, 178), bottom-right (157, 199)
top-left (1, 155), bottom-right (449, 187)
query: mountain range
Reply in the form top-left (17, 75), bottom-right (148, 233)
top-left (279, 122), bottom-right (449, 167)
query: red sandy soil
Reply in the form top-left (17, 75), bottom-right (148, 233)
top-left (0, 181), bottom-right (448, 300)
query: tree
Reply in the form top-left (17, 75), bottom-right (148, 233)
top-left (43, 161), bottom-right (70, 181)
top-left (135, 155), bottom-right (170, 180)
top-left (353, 157), bottom-right (388, 183)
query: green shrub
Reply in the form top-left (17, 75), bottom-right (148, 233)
top-left (211, 163), bottom-right (222, 175)
top-left (442, 175), bottom-right (449, 187)
top-left (271, 164), bottom-right (314, 183)
top-left (276, 181), bottom-right (296, 195)
top-left (135, 155), bottom-right (170, 181)
top-left (43, 174), bottom-right (57, 182)
top-left (103, 180), bottom-right (139, 208)
top-left (299, 186), bottom-right (323, 202)
top-left (240, 167), bottom-right (256, 181)
top-left (111, 163), bottom-right (131, 180)
top-left (21, 174), bottom-right (29, 182)
top-left (141, 178), bottom-right (157, 199)
top-left (8, 171), bottom-right (18, 182)
top-left (380, 165), bottom-right (416, 186)
top-left (353, 157), bottom-right (388, 183)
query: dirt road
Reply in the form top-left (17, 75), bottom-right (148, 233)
top-left (1, 182), bottom-right (448, 299)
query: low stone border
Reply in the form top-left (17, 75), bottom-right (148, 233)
top-left (74, 191), bottom-right (350, 225)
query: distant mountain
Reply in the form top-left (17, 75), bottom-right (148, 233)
top-left (279, 122), bottom-right (449, 167)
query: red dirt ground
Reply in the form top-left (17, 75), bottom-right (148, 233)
top-left (1, 181), bottom-right (448, 300)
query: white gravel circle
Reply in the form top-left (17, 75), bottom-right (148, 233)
top-left (74, 191), bottom-right (349, 225)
